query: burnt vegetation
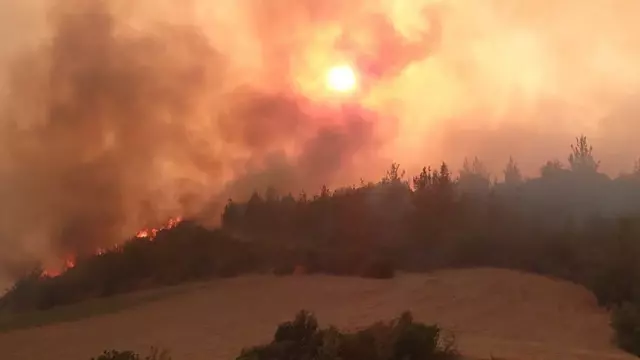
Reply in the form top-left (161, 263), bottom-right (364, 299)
top-left (2, 135), bottom-right (640, 355)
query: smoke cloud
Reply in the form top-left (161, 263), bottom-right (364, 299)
top-left (0, 0), bottom-right (639, 274)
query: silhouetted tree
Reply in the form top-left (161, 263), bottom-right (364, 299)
top-left (244, 192), bottom-right (266, 236)
top-left (437, 162), bottom-right (452, 185)
top-left (434, 162), bottom-right (454, 204)
top-left (265, 186), bottom-right (280, 203)
top-left (459, 157), bottom-right (491, 193)
top-left (319, 185), bottom-right (331, 199)
top-left (221, 199), bottom-right (242, 232)
top-left (504, 157), bottom-right (523, 185)
top-left (382, 162), bottom-right (406, 185)
top-left (298, 190), bottom-right (308, 203)
top-left (412, 167), bottom-right (427, 190)
top-left (569, 135), bottom-right (600, 173)
top-left (540, 159), bottom-right (565, 178)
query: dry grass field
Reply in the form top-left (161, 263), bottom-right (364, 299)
top-left (0, 268), bottom-right (634, 360)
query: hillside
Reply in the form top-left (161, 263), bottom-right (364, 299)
top-left (0, 269), bottom-right (633, 360)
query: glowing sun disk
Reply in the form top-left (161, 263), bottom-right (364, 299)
top-left (326, 64), bottom-right (357, 93)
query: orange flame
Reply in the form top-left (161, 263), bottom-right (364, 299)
top-left (41, 256), bottom-right (76, 278)
top-left (135, 216), bottom-right (183, 240)
top-left (41, 269), bottom-right (57, 278)
top-left (41, 217), bottom-right (183, 278)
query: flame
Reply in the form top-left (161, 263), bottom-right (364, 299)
top-left (135, 216), bottom-right (183, 240)
top-left (41, 256), bottom-right (76, 278)
top-left (41, 270), bottom-right (57, 278)
top-left (41, 217), bottom-right (183, 278)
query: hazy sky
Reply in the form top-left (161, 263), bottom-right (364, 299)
top-left (0, 0), bottom-right (639, 272)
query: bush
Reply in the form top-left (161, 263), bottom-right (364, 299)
top-left (92, 350), bottom-right (140, 360)
top-left (91, 313), bottom-right (457, 360)
top-left (91, 348), bottom-right (171, 360)
top-left (237, 310), bottom-right (459, 360)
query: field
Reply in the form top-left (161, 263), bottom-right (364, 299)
top-left (0, 268), bottom-right (633, 360)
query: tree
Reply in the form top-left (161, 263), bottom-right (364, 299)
top-left (244, 192), bottom-right (266, 235)
top-left (435, 162), bottom-right (454, 201)
top-left (569, 135), bottom-right (600, 173)
top-left (459, 157), bottom-right (491, 193)
top-left (221, 199), bottom-right (241, 231)
top-left (460, 157), bottom-right (490, 179)
top-left (298, 190), bottom-right (308, 203)
top-left (265, 186), bottom-right (279, 203)
top-left (412, 163), bottom-right (453, 196)
top-left (504, 157), bottom-right (523, 185)
top-left (382, 162), bottom-right (406, 185)
top-left (437, 162), bottom-right (452, 186)
top-left (540, 159), bottom-right (565, 178)
top-left (319, 185), bottom-right (331, 199)
top-left (413, 166), bottom-right (433, 191)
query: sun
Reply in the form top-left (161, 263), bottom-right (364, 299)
top-left (325, 64), bottom-right (357, 93)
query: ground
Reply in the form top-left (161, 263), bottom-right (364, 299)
top-left (0, 268), bottom-right (634, 360)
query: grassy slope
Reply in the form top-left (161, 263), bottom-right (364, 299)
top-left (0, 269), bottom-right (634, 360)
top-left (0, 282), bottom-right (197, 333)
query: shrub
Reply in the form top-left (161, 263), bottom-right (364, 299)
top-left (91, 350), bottom-right (140, 360)
top-left (91, 348), bottom-right (171, 360)
top-left (237, 310), bottom-right (459, 360)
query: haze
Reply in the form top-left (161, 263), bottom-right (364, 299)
top-left (0, 0), bottom-right (638, 278)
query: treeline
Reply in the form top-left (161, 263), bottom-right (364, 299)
top-left (221, 136), bottom-right (640, 287)
top-left (2, 136), bottom-right (640, 355)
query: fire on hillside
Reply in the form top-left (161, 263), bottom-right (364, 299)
top-left (41, 217), bottom-right (183, 278)
top-left (134, 217), bottom-right (183, 241)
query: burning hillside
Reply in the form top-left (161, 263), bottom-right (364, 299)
top-left (41, 217), bottom-right (184, 278)
top-left (134, 217), bottom-right (184, 241)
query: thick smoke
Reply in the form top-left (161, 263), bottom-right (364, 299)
top-left (0, 0), bottom-right (386, 273)
top-left (0, 0), bottom-right (639, 276)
